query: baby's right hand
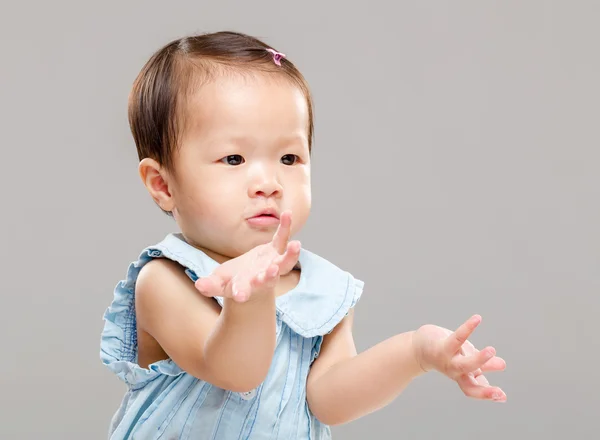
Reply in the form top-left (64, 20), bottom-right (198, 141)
top-left (194, 211), bottom-right (300, 303)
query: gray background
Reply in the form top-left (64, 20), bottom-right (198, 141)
top-left (1, 0), bottom-right (598, 438)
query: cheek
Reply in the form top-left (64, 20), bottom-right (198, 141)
top-left (192, 180), bottom-right (243, 219)
top-left (187, 172), bottom-right (240, 203)
top-left (299, 184), bottom-right (311, 208)
top-left (298, 172), bottom-right (312, 203)
top-left (304, 178), bottom-right (312, 203)
top-left (290, 180), bottom-right (311, 226)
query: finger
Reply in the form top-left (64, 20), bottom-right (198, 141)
top-left (444, 315), bottom-right (481, 356)
top-left (252, 270), bottom-right (267, 286)
top-left (458, 342), bottom-right (506, 372)
top-left (250, 264), bottom-right (280, 291)
top-left (271, 211), bottom-right (292, 254)
top-left (457, 374), bottom-right (506, 402)
top-left (480, 356), bottom-right (507, 372)
top-left (452, 346), bottom-right (496, 376)
top-left (460, 340), bottom-right (477, 356)
top-left (231, 277), bottom-right (253, 302)
top-left (274, 240), bottom-right (301, 274)
top-left (194, 274), bottom-right (225, 298)
top-left (475, 373), bottom-right (490, 387)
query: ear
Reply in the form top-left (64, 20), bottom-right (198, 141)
top-left (138, 158), bottom-right (176, 213)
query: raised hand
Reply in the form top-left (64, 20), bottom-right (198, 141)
top-left (412, 315), bottom-right (507, 402)
top-left (194, 211), bottom-right (300, 303)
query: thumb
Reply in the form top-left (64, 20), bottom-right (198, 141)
top-left (194, 274), bottom-right (225, 298)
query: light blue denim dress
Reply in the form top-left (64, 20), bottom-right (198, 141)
top-left (100, 233), bottom-right (363, 439)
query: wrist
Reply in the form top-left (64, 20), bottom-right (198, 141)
top-left (219, 295), bottom-right (277, 341)
top-left (409, 330), bottom-right (431, 374)
top-left (223, 289), bottom-right (276, 310)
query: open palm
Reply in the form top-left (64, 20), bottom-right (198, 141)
top-left (412, 315), bottom-right (507, 402)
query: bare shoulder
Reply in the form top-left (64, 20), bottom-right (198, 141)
top-left (135, 258), bottom-right (221, 323)
top-left (134, 258), bottom-right (222, 375)
top-left (320, 308), bottom-right (355, 351)
top-left (307, 309), bottom-right (357, 387)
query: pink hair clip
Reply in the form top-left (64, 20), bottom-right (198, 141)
top-left (266, 48), bottom-right (286, 66)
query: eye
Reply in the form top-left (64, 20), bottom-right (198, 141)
top-left (281, 154), bottom-right (299, 166)
top-left (221, 155), bottom-right (245, 166)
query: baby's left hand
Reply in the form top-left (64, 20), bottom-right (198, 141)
top-left (411, 315), bottom-right (507, 402)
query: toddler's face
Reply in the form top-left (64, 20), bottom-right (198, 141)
top-left (168, 74), bottom-right (311, 261)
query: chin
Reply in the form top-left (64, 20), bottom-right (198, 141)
top-left (245, 235), bottom-right (273, 249)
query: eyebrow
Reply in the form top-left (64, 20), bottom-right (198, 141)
top-left (206, 133), bottom-right (308, 150)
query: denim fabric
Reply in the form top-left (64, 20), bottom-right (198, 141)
top-left (100, 233), bottom-right (363, 439)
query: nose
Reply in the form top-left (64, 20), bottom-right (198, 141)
top-left (248, 164), bottom-right (283, 199)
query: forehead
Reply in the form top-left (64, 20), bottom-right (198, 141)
top-left (184, 73), bottom-right (309, 144)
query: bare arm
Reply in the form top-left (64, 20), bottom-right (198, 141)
top-left (135, 212), bottom-right (300, 392)
top-left (205, 293), bottom-right (276, 391)
top-left (135, 258), bottom-right (276, 392)
top-left (307, 312), bottom-right (509, 426)
top-left (306, 309), bottom-right (425, 426)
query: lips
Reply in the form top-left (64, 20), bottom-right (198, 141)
top-left (246, 208), bottom-right (281, 228)
top-left (249, 208), bottom-right (280, 220)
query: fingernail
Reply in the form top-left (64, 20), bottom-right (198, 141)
top-left (492, 392), bottom-right (504, 401)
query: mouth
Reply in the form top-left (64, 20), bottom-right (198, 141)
top-left (246, 208), bottom-right (281, 228)
top-left (249, 208), bottom-right (280, 220)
